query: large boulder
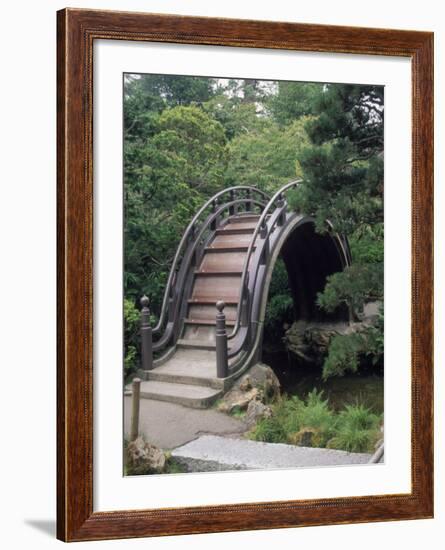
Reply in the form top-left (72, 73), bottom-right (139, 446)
top-left (237, 363), bottom-right (281, 400)
top-left (126, 437), bottom-right (166, 475)
top-left (284, 320), bottom-right (350, 363)
top-left (217, 363), bottom-right (280, 414)
top-left (284, 301), bottom-right (382, 365)
top-left (217, 388), bottom-right (260, 414)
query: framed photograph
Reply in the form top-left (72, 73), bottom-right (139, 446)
top-left (57, 8), bottom-right (433, 542)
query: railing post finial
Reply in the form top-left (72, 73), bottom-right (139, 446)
top-left (140, 295), bottom-right (153, 371)
top-left (215, 301), bottom-right (228, 378)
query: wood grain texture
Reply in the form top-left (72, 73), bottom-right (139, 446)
top-left (57, 8), bottom-right (434, 542)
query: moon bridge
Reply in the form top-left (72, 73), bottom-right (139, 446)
top-left (136, 182), bottom-right (351, 408)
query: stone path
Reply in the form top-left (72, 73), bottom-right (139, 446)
top-left (124, 396), bottom-right (246, 450)
top-left (171, 435), bottom-right (373, 472)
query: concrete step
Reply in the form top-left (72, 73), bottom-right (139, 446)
top-left (171, 435), bottom-right (373, 472)
top-left (184, 318), bottom-right (236, 326)
top-left (176, 338), bottom-right (216, 351)
top-left (142, 349), bottom-right (239, 390)
top-left (147, 369), bottom-right (222, 389)
top-left (138, 381), bottom-right (222, 409)
top-left (182, 323), bottom-right (216, 344)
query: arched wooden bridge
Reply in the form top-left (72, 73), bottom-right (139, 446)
top-left (137, 181), bottom-right (351, 408)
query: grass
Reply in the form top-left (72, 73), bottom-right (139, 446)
top-left (230, 405), bottom-right (247, 418)
top-left (249, 390), bottom-right (382, 453)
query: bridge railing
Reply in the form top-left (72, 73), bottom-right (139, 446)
top-left (140, 186), bottom-right (269, 369)
top-left (226, 180), bottom-right (302, 359)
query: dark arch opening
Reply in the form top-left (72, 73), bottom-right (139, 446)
top-left (279, 221), bottom-right (349, 323)
top-left (261, 220), bottom-right (350, 392)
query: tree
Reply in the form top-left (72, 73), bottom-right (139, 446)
top-left (269, 82), bottom-right (324, 126)
top-left (124, 105), bottom-right (228, 311)
top-left (288, 84), bottom-right (384, 376)
top-left (224, 118), bottom-right (310, 194)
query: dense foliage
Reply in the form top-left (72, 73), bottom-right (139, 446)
top-left (124, 75), bottom-right (384, 378)
top-left (288, 84), bottom-right (384, 377)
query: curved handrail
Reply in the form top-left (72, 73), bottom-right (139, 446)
top-left (228, 179), bottom-right (302, 342)
top-left (152, 196), bottom-right (268, 352)
top-left (151, 186), bottom-right (270, 338)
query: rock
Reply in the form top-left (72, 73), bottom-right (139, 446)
top-left (288, 427), bottom-right (323, 447)
top-left (218, 363), bottom-right (281, 415)
top-left (171, 435), bottom-right (372, 472)
top-left (374, 423), bottom-right (384, 450)
top-left (284, 320), bottom-right (361, 364)
top-left (245, 400), bottom-right (272, 428)
top-left (283, 301), bottom-right (382, 364)
top-left (238, 363), bottom-right (281, 400)
top-left (126, 437), bottom-right (166, 475)
top-left (239, 375), bottom-right (252, 392)
top-left (217, 363), bottom-right (280, 416)
top-left (217, 388), bottom-right (259, 414)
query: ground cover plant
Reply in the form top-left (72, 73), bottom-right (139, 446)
top-left (249, 390), bottom-right (382, 453)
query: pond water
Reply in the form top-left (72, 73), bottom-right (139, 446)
top-left (262, 349), bottom-right (384, 415)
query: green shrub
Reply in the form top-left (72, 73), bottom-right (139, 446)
top-left (322, 308), bottom-right (384, 379)
top-left (264, 258), bottom-right (293, 342)
top-left (316, 263), bottom-right (383, 316)
top-left (327, 404), bottom-right (380, 453)
top-left (294, 390), bottom-right (337, 446)
top-left (322, 332), bottom-right (363, 379)
top-left (249, 395), bottom-right (300, 443)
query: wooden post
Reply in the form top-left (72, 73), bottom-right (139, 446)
top-left (210, 199), bottom-right (218, 230)
top-left (276, 193), bottom-right (286, 226)
top-left (260, 220), bottom-right (269, 264)
top-left (229, 190), bottom-right (235, 215)
top-left (215, 301), bottom-right (228, 378)
top-left (246, 189), bottom-right (252, 211)
top-left (130, 378), bottom-right (141, 441)
top-left (140, 295), bottom-right (153, 371)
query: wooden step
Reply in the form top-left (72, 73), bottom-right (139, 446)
top-left (215, 227), bottom-right (255, 235)
top-left (204, 246), bottom-right (249, 253)
top-left (209, 233), bottom-right (253, 248)
top-left (187, 303), bottom-right (237, 321)
top-left (199, 251), bottom-right (248, 273)
top-left (222, 221), bottom-right (258, 231)
top-left (188, 298), bottom-right (238, 305)
top-left (191, 275), bottom-right (241, 302)
top-left (227, 214), bottom-right (261, 223)
top-left (194, 270), bottom-right (243, 277)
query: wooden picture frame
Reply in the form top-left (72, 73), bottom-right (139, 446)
top-left (57, 8), bottom-right (434, 542)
